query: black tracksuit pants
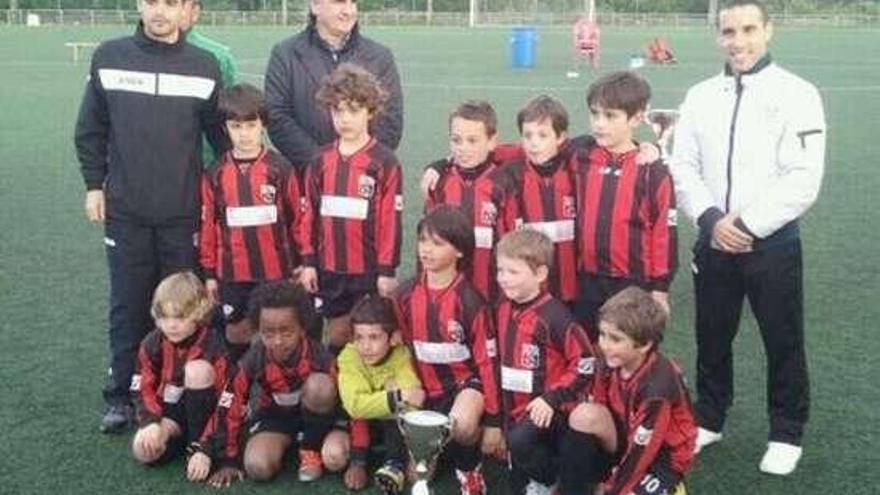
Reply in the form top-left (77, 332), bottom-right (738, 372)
top-left (692, 239), bottom-right (809, 445)
top-left (103, 218), bottom-right (196, 406)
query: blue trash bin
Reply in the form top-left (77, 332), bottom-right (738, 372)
top-left (511, 26), bottom-right (537, 68)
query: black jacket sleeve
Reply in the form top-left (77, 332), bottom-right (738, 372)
top-left (201, 66), bottom-right (230, 159)
top-left (74, 56), bottom-right (109, 191)
top-left (265, 42), bottom-right (320, 166)
top-left (372, 48), bottom-right (403, 150)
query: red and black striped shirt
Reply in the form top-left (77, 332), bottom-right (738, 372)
top-left (201, 338), bottom-right (334, 466)
top-left (298, 138), bottom-right (402, 277)
top-left (425, 159), bottom-right (514, 302)
top-left (501, 154), bottom-right (580, 303)
top-left (591, 351), bottom-right (697, 495)
top-left (496, 292), bottom-right (596, 425)
top-left (393, 273), bottom-right (501, 426)
top-left (575, 147), bottom-right (678, 291)
top-left (132, 325), bottom-right (229, 427)
top-left (199, 149), bottom-right (300, 281)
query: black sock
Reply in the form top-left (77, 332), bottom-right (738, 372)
top-left (558, 430), bottom-right (607, 495)
top-left (184, 387), bottom-right (217, 444)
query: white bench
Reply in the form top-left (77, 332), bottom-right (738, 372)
top-left (65, 41), bottom-right (99, 63)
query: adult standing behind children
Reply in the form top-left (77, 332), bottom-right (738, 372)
top-left (670, 0), bottom-right (825, 476)
top-left (74, 0), bottom-right (228, 434)
top-left (265, 0), bottom-right (403, 171)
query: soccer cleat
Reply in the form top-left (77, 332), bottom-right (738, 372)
top-left (693, 427), bottom-right (723, 454)
top-left (524, 479), bottom-right (554, 495)
top-left (759, 441), bottom-right (802, 476)
top-left (99, 403), bottom-right (133, 434)
top-left (297, 449), bottom-right (324, 482)
top-left (455, 464), bottom-right (486, 495)
top-left (374, 463), bottom-right (406, 495)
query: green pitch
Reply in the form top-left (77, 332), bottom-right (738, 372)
top-left (0, 22), bottom-right (878, 494)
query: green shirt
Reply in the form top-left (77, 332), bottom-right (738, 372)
top-left (188, 30), bottom-right (237, 166)
top-left (338, 344), bottom-right (422, 420)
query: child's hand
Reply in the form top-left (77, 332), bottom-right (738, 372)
top-left (377, 276), bottom-right (398, 297)
top-left (651, 291), bottom-right (670, 315)
top-left (400, 387), bottom-right (426, 408)
top-left (343, 463), bottom-right (368, 491)
top-left (300, 267), bottom-right (319, 293)
top-left (481, 426), bottom-right (507, 460)
top-left (420, 168), bottom-right (441, 199)
top-left (186, 451), bottom-right (212, 482)
top-left (84, 190), bottom-right (105, 223)
top-left (290, 265), bottom-right (303, 283)
top-left (526, 397), bottom-right (555, 429)
top-left (208, 466), bottom-right (244, 488)
top-left (636, 142), bottom-right (661, 165)
top-left (205, 279), bottom-right (219, 303)
top-left (136, 423), bottom-right (166, 459)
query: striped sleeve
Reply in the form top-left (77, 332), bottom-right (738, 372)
top-left (283, 166), bottom-right (303, 270)
top-left (470, 306), bottom-right (502, 426)
top-left (376, 158), bottom-right (403, 276)
top-left (541, 320), bottom-right (595, 408)
top-left (199, 172), bottom-right (219, 279)
top-left (605, 399), bottom-right (676, 495)
top-left (132, 336), bottom-right (163, 427)
top-left (645, 166), bottom-right (678, 291)
top-left (296, 162), bottom-right (320, 267)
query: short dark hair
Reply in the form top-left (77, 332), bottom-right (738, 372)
top-left (496, 229), bottom-right (554, 272)
top-left (718, 0), bottom-right (769, 25)
top-left (315, 62), bottom-right (388, 115)
top-left (586, 71), bottom-right (651, 118)
top-left (598, 286), bottom-right (666, 347)
top-left (517, 95), bottom-right (569, 135)
top-left (350, 293), bottom-right (397, 335)
top-left (418, 205), bottom-right (475, 270)
top-left (247, 280), bottom-right (316, 331)
top-left (449, 100), bottom-right (498, 137)
top-left (219, 83), bottom-right (268, 123)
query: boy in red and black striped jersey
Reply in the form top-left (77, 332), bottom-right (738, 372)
top-left (298, 63), bottom-right (403, 354)
top-left (561, 287), bottom-right (696, 495)
top-left (495, 230), bottom-right (597, 495)
top-left (130, 272), bottom-right (230, 468)
top-left (424, 100), bottom-right (515, 302)
top-left (394, 206), bottom-right (502, 495)
top-left (186, 281), bottom-right (339, 487)
top-left (200, 84), bottom-right (302, 362)
top-left (573, 71), bottom-right (678, 341)
top-left (500, 95), bottom-right (581, 306)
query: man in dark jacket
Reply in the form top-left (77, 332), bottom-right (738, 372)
top-left (265, 0), bottom-right (403, 170)
top-left (74, 0), bottom-right (227, 433)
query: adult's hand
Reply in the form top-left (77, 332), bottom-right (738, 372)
top-left (84, 190), bottom-right (105, 223)
top-left (712, 213), bottom-right (753, 253)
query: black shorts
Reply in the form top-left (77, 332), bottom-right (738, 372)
top-left (316, 271), bottom-right (375, 318)
top-left (574, 273), bottom-right (648, 340)
top-left (424, 382), bottom-right (483, 415)
top-left (248, 407), bottom-right (303, 438)
top-left (219, 281), bottom-right (259, 324)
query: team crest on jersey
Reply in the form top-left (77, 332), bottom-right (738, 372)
top-left (562, 195), bottom-right (576, 218)
top-left (260, 184), bottom-right (276, 204)
top-left (577, 357), bottom-right (596, 375)
top-left (520, 344), bottom-right (541, 370)
top-left (634, 425), bottom-right (653, 446)
top-left (446, 320), bottom-right (465, 343)
top-left (480, 202), bottom-right (498, 225)
top-left (358, 174), bottom-right (376, 199)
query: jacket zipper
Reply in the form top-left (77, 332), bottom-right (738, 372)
top-left (725, 76), bottom-right (744, 212)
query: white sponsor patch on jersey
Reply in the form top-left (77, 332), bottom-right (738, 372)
top-left (163, 384), bottom-right (184, 404)
top-left (218, 391), bottom-right (234, 409)
top-left (485, 338), bottom-right (497, 358)
top-left (395, 194), bottom-right (404, 211)
top-left (520, 219), bottom-right (575, 243)
top-left (412, 341), bottom-right (471, 364)
top-left (667, 208), bottom-right (678, 227)
top-left (474, 226), bottom-right (494, 248)
top-left (226, 205), bottom-right (278, 227)
top-left (501, 366), bottom-right (533, 393)
top-left (129, 374), bottom-right (141, 392)
top-left (272, 391), bottom-right (302, 407)
top-left (634, 424), bottom-right (653, 446)
top-left (320, 195), bottom-right (369, 220)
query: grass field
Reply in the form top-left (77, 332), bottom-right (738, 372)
top-left (1, 22), bottom-right (878, 494)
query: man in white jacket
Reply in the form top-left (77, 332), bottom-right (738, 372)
top-left (670, 0), bottom-right (825, 476)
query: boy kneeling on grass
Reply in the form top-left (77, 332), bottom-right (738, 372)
top-left (131, 271), bottom-right (230, 467)
top-left (559, 287), bottom-right (696, 495)
top-left (187, 280), bottom-right (338, 487)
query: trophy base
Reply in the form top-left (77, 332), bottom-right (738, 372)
top-left (411, 479), bottom-right (432, 495)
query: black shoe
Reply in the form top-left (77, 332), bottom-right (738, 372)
top-left (100, 404), bottom-right (133, 434)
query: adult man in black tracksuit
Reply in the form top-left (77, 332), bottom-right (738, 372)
top-left (265, 0), bottom-right (403, 171)
top-left (74, 0), bottom-right (227, 433)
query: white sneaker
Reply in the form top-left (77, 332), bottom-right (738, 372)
top-left (524, 479), bottom-right (553, 495)
top-left (759, 441), bottom-right (802, 475)
top-left (694, 427), bottom-right (723, 454)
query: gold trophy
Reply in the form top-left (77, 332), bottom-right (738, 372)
top-left (646, 108), bottom-right (680, 157)
top-left (398, 410), bottom-right (453, 495)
